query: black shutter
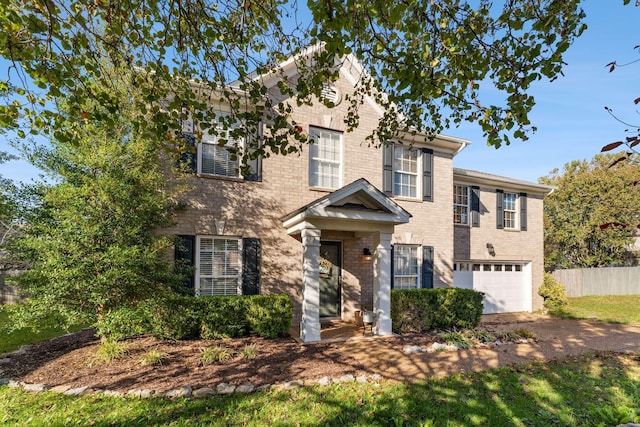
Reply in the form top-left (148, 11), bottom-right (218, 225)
top-left (422, 246), bottom-right (434, 289)
top-left (390, 244), bottom-right (394, 289)
top-left (179, 133), bottom-right (197, 173)
top-left (243, 121), bottom-right (262, 182)
top-left (496, 189), bottom-right (504, 229)
top-left (519, 192), bottom-right (528, 231)
top-left (175, 235), bottom-right (195, 295)
top-left (422, 148), bottom-right (433, 202)
top-left (383, 144), bottom-right (393, 196)
top-left (471, 186), bottom-right (480, 227)
top-left (242, 238), bottom-right (261, 295)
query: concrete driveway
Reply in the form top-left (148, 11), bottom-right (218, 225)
top-left (342, 314), bottom-right (640, 382)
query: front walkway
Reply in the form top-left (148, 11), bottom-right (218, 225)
top-left (339, 315), bottom-right (640, 382)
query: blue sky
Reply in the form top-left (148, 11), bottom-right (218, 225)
top-left (453, 2), bottom-right (640, 182)
top-left (2, 2), bottom-right (638, 184)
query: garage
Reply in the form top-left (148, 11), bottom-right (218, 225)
top-left (453, 262), bottom-right (532, 314)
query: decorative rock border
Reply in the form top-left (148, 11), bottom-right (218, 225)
top-left (402, 338), bottom-right (535, 354)
top-left (0, 374), bottom-right (385, 400)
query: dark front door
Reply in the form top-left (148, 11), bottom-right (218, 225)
top-left (319, 241), bottom-right (341, 318)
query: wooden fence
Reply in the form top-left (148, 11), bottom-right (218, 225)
top-left (552, 266), bottom-right (640, 297)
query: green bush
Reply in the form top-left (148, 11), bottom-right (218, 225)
top-left (145, 296), bottom-right (204, 340)
top-left (538, 273), bottom-right (568, 311)
top-left (245, 295), bottom-right (293, 338)
top-left (96, 304), bottom-right (150, 341)
top-left (391, 288), bottom-right (484, 333)
top-left (201, 296), bottom-right (250, 339)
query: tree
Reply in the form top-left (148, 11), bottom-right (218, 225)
top-left (541, 154), bottom-right (640, 269)
top-left (0, 0), bottom-right (590, 163)
top-left (8, 70), bottom-right (185, 332)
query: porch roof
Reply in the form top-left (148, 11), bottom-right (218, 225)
top-left (282, 178), bottom-right (412, 235)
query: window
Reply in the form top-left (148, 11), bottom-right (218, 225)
top-left (453, 185), bottom-right (470, 224)
top-left (503, 192), bottom-right (518, 229)
top-left (309, 127), bottom-right (342, 189)
top-left (394, 245), bottom-right (420, 289)
top-left (198, 120), bottom-right (242, 177)
top-left (196, 237), bottom-right (241, 296)
top-left (393, 147), bottom-right (419, 198)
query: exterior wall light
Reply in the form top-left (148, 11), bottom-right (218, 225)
top-left (362, 248), bottom-right (373, 262)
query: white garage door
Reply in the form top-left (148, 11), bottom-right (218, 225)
top-left (453, 262), bottom-right (531, 314)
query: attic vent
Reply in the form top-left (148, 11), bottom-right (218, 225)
top-left (320, 83), bottom-right (341, 105)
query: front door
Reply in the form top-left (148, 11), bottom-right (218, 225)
top-left (319, 241), bottom-right (341, 318)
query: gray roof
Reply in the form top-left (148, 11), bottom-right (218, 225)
top-left (453, 168), bottom-right (554, 194)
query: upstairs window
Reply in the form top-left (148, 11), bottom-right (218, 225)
top-left (198, 118), bottom-right (243, 177)
top-left (453, 185), bottom-right (470, 225)
top-left (503, 192), bottom-right (518, 229)
top-left (309, 127), bottom-right (342, 189)
top-left (393, 147), bottom-right (419, 198)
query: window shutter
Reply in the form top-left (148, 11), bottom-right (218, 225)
top-left (243, 121), bottom-right (262, 182)
top-left (179, 133), bottom-right (197, 173)
top-left (422, 148), bottom-right (433, 202)
top-left (175, 235), bottom-right (196, 295)
top-left (519, 192), bottom-right (528, 231)
top-left (390, 244), bottom-right (394, 289)
top-left (422, 246), bottom-right (434, 289)
top-left (242, 238), bottom-right (261, 295)
top-left (383, 144), bottom-right (393, 196)
top-left (496, 189), bottom-right (504, 229)
top-left (471, 186), bottom-right (480, 227)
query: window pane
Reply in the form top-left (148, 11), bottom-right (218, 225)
top-left (310, 128), bottom-right (342, 188)
top-left (453, 185), bottom-right (470, 224)
top-left (394, 245), bottom-right (419, 289)
top-left (393, 147), bottom-right (418, 198)
top-left (198, 237), bottom-right (240, 296)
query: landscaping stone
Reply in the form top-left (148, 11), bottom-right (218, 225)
top-left (103, 390), bottom-right (125, 397)
top-left (0, 378), bottom-right (9, 385)
top-left (236, 383), bottom-right (255, 393)
top-left (403, 345), bottom-right (423, 354)
top-left (369, 374), bottom-right (383, 381)
top-left (255, 384), bottom-right (272, 392)
top-left (335, 374), bottom-right (355, 384)
top-left (65, 386), bottom-right (90, 396)
top-left (50, 385), bottom-right (72, 394)
top-left (22, 383), bottom-right (49, 392)
top-left (356, 375), bottom-right (368, 384)
top-left (216, 383), bottom-right (236, 394)
top-left (192, 387), bottom-right (216, 398)
top-left (317, 376), bottom-right (332, 386)
top-left (8, 380), bottom-right (22, 388)
top-left (126, 389), bottom-right (154, 398)
top-left (164, 385), bottom-right (192, 398)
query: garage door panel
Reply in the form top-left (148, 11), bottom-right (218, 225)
top-left (454, 263), bottom-right (529, 314)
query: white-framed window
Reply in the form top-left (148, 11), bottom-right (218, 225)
top-left (453, 185), bottom-right (470, 225)
top-left (393, 146), bottom-right (419, 198)
top-left (198, 118), bottom-right (242, 177)
top-left (503, 192), bottom-right (518, 229)
top-left (394, 245), bottom-right (420, 289)
top-left (309, 127), bottom-right (342, 189)
top-left (196, 236), bottom-right (241, 296)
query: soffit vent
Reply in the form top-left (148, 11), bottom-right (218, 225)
top-left (320, 83), bottom-right (341, 105)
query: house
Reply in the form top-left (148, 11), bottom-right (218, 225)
top-left (167, 53), bottom-right (553, 342)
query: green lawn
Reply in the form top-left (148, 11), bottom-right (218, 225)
top-left (551, 295), bottom-right (640, 325)
top-left (0, 306), bottom-right (88, 354)
top-left (1, 352), bottom-right (639, 426)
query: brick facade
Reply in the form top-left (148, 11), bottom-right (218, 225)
top-left (166, 59), bottom-right (551, 324)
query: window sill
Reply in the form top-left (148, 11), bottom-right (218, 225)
top-left (502, 228), bottom-right (521, 232)
top-left (454, 223), bottom-right (471, 228)
top-left (197, 173), bottom-right (245, 183)
top-left (392, 196), bottom-right (421, 203)
top-left (309, 186), bottom-right (336, 193)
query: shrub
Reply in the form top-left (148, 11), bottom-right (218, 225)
top-left (245, 295), bottom-right (293, 338)
top-left (240, 344), bottom-right (259, 359)
top-left (201, 296), bottom-right (250, 339)
top-left (538, 273), bottom-right (568, 311)
top-left (96, 304), bottom-right (150, 342)
top-left (145, 296), bottom-right (204, 340)
top-left (437, 330), bottom-right (473, 349)
top-left (391, 288), bottom-right (484, 333)
top-left (200, 346), bottom-right (232, 365)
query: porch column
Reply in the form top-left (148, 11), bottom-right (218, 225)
top-left (300, 227), bottom-right (321, 342)
top-left (373, 232), bottom-right (393, 335)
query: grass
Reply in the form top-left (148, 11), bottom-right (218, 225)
top-left (0, 351), bottom-right (639, 426)
top-left (550, 295), bottom-right (640, 325)
top-left (0, 305), bottom-right (88, 354)
top-left (200, 346), bottom-right (233, 365)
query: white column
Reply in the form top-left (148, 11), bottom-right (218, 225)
top-left (300, 227), bottom-right (321, 342)
top-left (373, 232), bottom-right (393, 335)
